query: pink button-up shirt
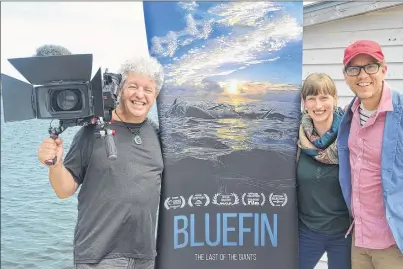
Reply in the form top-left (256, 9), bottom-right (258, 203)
top-left (347, 84), bottom-right (396, 249)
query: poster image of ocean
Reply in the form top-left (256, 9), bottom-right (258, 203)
top-left (143, 2), bottom-right (303, 269)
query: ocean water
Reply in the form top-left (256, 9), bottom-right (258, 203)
top-left (1, 116), bottom-right (80, 269)
top-left (158, 89), bottom-right (301, 164)
top-left (158, 95), bottom-right (300, 164)
top-left (0, 109), bottom-right (159, 269)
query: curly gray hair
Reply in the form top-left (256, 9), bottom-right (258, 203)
top-left (117, 56), bottom-right (164, 96)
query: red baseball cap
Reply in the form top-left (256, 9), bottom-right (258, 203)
top-left (343, 40), bottom-right (384, 66)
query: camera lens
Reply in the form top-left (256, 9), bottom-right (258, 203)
top-left (56, 90), bottom-right (79, 110)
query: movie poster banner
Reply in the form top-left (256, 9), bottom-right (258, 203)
top-left (143, 2), bottom-right (303, 269)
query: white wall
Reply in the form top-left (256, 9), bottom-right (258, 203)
top-left (303, 5), bottom-right (403, 108)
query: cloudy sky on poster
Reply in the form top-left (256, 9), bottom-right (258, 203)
top-left (144, 2), bottom-right (303, 87)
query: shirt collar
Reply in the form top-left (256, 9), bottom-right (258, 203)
top-left (350, 81), bottom-right (393, 113)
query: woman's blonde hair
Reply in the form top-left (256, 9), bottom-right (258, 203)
top-left (301, 73), bottom-right (337, 100)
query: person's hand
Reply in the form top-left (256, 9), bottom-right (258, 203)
top-left (38, 137), bottom-right (63, 166)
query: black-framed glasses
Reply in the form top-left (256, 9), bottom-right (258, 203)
top-left (344, 63), bottom-right (382, 76)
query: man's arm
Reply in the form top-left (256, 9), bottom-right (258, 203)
top-left (52, 125), bottom-right (91, 198)
top-left (49, 163), bottom-right (79, 199)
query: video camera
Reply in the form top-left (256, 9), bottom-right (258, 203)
top-left (1, 54), bottom-right (120, 164)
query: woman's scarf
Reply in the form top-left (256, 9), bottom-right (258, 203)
top-left (297, 107), bottom-right (344, 164)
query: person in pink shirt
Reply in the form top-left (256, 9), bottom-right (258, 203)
top-left (337, 40), bottom-right (403, 268)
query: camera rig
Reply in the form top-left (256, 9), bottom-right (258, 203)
top-left (1, 54), bottom-right (122, 165)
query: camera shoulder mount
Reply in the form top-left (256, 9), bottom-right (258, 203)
top-left (45, 116), bottom-right (118, 166)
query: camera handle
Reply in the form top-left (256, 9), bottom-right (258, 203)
top-left (93, 117), bottom-right (118, 160)
top-left (100, 129), bottom-right (118, 160)
top-left (45, 126), bottom-right (65, 166)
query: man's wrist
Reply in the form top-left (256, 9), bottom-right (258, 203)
top-left (49, 162), bottom-right (63, 171)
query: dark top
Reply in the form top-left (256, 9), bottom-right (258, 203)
top-left (63, 120), bottom-right (164, 263)
top-left (296, 151), bottom-right (350, 234)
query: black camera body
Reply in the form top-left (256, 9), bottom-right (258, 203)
top-left (1, 54), bottom-right (121, 163)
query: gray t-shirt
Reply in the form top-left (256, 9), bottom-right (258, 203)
top-left (63, 119), bottom-right (164, 264)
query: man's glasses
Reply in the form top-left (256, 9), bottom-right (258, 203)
top-left (344, 63), bottom-right (382, 76)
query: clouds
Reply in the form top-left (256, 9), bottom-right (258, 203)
top-left (209, 2), bottom-right (281, 27)
top-left (148, 2), bottom-right (302, 86)
top-left (150, 13), bottom-right (214, 58)
top-left (178, 1), bottom-right (199, 13)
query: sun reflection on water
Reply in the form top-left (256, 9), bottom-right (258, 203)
top-left (215, 118), bottom-right (249, 150)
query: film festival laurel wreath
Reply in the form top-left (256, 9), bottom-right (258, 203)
top-left (164, 192), bottom-right (288, 210)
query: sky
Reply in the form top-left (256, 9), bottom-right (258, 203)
top-left (1, 2), bottom-right (149, 83)
top-left (143, 2), bottom-right (303, 86)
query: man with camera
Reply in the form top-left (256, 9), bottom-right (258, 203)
top-left (37, 55), bottom-right (165, 269)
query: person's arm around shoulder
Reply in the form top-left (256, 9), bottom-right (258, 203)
top-left (38, 137), bottom-right (78, 199)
